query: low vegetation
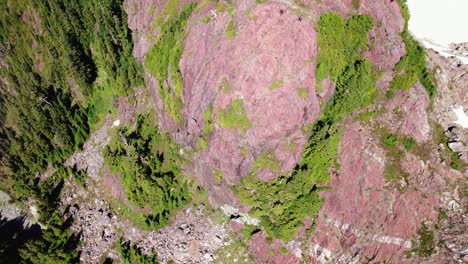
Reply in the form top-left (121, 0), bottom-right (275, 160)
top-left (297, 87), bottom-right (308, 99)
top-left (253, 151), bottom-right (281, 172)
top-left (145, 0), bottom-right (196, 124)
top-left (226, 20), bottom-right (237, 39)
top-left (196, 103), bottom-right (214, 151)
top-left (406, 223), bottom-right (435, 258)
top-left (217, 99), bottom-right (252, 133)
top-left (212, 168), bottom-right (224, 184)
top-left (392, 0), bottom-right (436, 98)
top-left (354, 108), bottom-right (387, 121)
top-left (234, 12), bottom-right (376, 242)
top-left (268, 80), bottom-right (284, 90)
top-left (379, 132), bottom-right (418, 185)
top-left (104, 114), bottom-right (190, 230)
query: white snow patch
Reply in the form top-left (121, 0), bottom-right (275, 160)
top-left (407, 0), bottom-right (468, 64)
top-left (452, 105), bottom-right (468, 129)
top-left (113, 119), bottom-right (121, 127)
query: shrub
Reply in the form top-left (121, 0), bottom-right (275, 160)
top-left (316, 13), bottom-right (373, 83)
top-left (383, 134), bottom-right (399, 147)
top-left (402, 136), bottom-right (416, 150)
top-left (202, 16), bottom-right (211, 24)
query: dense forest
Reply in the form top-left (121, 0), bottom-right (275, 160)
top-left (0, 0), bottom-right (142, 261)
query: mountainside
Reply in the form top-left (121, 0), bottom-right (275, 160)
top-left (0, 0), bottom-right (466, 263)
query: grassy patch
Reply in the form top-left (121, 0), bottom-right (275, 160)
top-left (213, 239), bottom-right (253, 263)
top-left (218, 78), bottom-right (232, 93)
top-left (284, 142), bottom-right (298, 152)
top-left (216, 2), bottom-right (228, 12)
top-left (351, 0), bottom-right (360, 9)
top-left (196, 103), bottom-right (214, 151)
top-left (406, 223), bottom-right (435, 258)
top-left (297, 87), bottom-right (308, 99)
top-left (212, 168), bottom-right (224, 184)
top-left (149, 5), bottom-right (156, 16)
top-left (145, 0), bottom-right (196, 124)
top-left (202, 16), bottom-right (211, 23)
top-left (268, 80), bottom-right (284, 90)
top-left (203, 103), bottom-right (214, 136)
top-left (402, 136), bottom-right (416, 150)
top-left (241, 224), bottom-right (260, 241)
top-left (226, 20), bottom-right (237, 39)
top-left (280, 247), bottom-right (288, 255)
top-left (217, 99), bottom-right (252, 133)
top-left (196, 0), bottom-right (211, 12)
top-left (253, 151), bottom-right (281, 172)
top-left (378, 132), bottom-right (417, 185)
top-left (354, 108), bottom-right (387, 121)
top-left (239, 147), bottom-right (249, 156)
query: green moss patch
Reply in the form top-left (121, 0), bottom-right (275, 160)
top-left (253, 151), bottom-right (281, 172)
top-left (297, 87), bottom-right (308, 99)
top-left (268, 80), bottom-right (284, 90)
top-left (226, 20), bottom-right (237, 39)
top-left (212, 168), bottom-right (224, 184)
top-left (217, 99), bottom-right (252, 133)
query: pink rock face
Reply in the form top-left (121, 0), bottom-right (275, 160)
top-left (229, 219), bottom-right (244, 235)
top-left (180, 1), bottom-right (320, 187)
top-left (308, 120), bottom-right (453, 263)
top-left (380, 82), bottom-right (430, 143)
top-left (360, 0), bottom-right (406, 71)
top-left (249, 231), bottom-right (301, 264)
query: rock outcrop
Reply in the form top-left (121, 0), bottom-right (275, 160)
top-left (103, 0), bottom-right (468, 263)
